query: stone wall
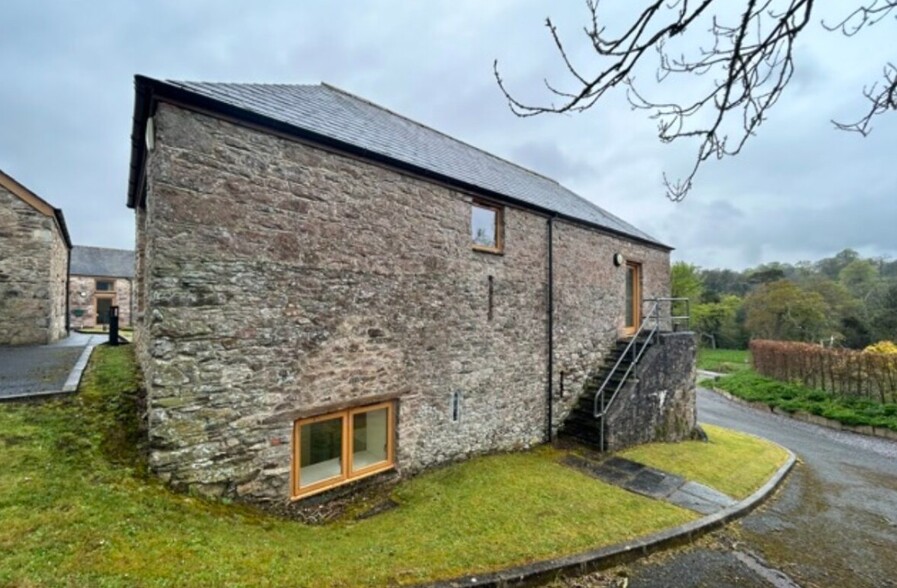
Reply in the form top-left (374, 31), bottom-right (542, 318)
top-left (603, 332), bottom-right (697, 451)
top-left (550, 223), bottom-right (671, 431)
top-left (69, 276), bottom-right (133, 328)
top-left (136, 102), bottom-right (671, 503)
top-left (0, 185), bottom-right (68, 345)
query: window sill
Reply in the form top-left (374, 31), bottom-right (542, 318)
top-left (472, 245), bottom-right (504, 256)
top-left (291, 463), bottom-right (395, 501)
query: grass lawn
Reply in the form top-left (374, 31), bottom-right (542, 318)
top-left (619, 424), bottom-right (790, 499)
top-left (697, 348), bottom-right (751, 374)
top-left (0, 346), bottom-right (783, 587)
top-left (711, 370), bottom-right (897, 433)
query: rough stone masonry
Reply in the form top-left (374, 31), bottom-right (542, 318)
top-left (0, 182), bottom-right (69, 346)
top-left (134, 100), bottom-right (690, 505)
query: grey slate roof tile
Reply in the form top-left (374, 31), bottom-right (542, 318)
top-left (162, 80), bottom-right (667, 248)
top-left (71, 246), bottom-right (134, 278)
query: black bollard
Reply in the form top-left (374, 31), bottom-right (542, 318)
top-left (109, 305), bottom-right (120, 346)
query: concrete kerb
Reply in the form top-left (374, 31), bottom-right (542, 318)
top-left (698, 370), bottom-right (897, 443)
top-left (62, 340), bottom-right (98, 392)
top-left (420, 447), bottom-right (797, 588)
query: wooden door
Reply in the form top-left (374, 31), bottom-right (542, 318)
top-left (624, 262), bottom-right (641, 335)
top-left (96, 296), bottom-right (114, 325)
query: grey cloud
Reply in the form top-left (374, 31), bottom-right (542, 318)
top-left (0, 0), bottom-right (894, 272)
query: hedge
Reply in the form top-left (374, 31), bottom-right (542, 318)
top-left (750, 339), bottom-right (897, 404)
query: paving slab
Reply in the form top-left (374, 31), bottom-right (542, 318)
top-left (605, 456), bottom-right (647, 474)
top-left (667, 489), bottom-right (724, 515)
top-left (0, 333), bottom-right (101, 400)
top-left (625, 468), bottom-right (687, 499)
top-left (679, 480), bottom-right (738, 508)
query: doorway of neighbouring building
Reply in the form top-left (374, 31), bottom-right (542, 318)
top-left (96, 296), bottom-right (113, 325)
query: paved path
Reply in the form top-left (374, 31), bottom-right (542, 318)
top-left (0, 333), bottom-right (102, 400)
top-left (564, 454), bottom-right (737, 515)
top-left (610, 387), bottom-right (897, 588)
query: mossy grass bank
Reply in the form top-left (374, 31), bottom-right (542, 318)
top-left (0, 346), bottom-right (784, 587)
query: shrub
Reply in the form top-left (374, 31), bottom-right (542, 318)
top-left (864, 341), bottom-right (897, 355)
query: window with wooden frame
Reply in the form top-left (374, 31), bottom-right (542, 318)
top-left (291, 401), bottom-right (395, 499)
top-left (95, 279), bottom-right (114, 292)
top-left (470, 201), bottom-right (503, 253)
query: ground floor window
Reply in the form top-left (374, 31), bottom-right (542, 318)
top-left (292, 401), bottom-right (395, 499)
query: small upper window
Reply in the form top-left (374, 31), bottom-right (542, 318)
top-left (471, 202), bottom-right (502, 252)
top-left (96, 280), bottom-right (114, 292)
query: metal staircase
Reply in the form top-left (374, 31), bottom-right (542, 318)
top-left (559, 297), bottom-right (689, 451)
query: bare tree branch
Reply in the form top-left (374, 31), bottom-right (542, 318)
top-left (833, 63), bottom-right (897, 135)
top-left (494, 0), bottom-right (895, 201)
top-left (825, 1), bottom-right (897, 135)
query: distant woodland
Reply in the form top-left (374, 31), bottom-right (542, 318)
top-left (673, 249), bottom-right (897, 350)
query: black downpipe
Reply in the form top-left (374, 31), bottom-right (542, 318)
top-left (65, 247), bottom-right (71, 335)
top-left (546, 215), bottom-right (556, 442)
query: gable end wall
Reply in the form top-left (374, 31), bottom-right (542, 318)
top-left (0, 186), bottom-right (68, 345)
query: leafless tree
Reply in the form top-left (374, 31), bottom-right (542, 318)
top-left (494, 0), bottom-right (897, 201)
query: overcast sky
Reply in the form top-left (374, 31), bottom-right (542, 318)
top-left (2, 1), bottom-right (894, 270)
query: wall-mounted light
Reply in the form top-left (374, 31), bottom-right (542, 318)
top-left (79, 291), bottom-right (87, 298)
top-left (613, 253), bottom-right (625, 267)
top-left (145, 117), bottom-right (155, 151)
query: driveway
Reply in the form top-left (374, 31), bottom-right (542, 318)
top-left (0, 332), bottom-right (103, 400)
top-left (562, 387), bottom-right (897, 588)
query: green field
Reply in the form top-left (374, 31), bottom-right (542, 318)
top-left (697, 348), bottom-right (751, 373)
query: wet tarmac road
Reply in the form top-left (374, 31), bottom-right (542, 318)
top-left (0, 333), bottom-right (100, 399)
top-left (564, 387), bottom-right (897, 588)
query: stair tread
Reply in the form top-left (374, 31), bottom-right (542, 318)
top-left (560, 336), bottom-right (654, 452)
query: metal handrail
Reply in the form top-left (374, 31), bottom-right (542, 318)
top-left (593, 297), bottom-right (690, 450)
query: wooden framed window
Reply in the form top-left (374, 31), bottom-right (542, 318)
top-left (95, 279), bottom-right (114, 292)
top-left (291, 401), bottom-right (395, 499)
top-left (471, 201), bottom-right (503, 253)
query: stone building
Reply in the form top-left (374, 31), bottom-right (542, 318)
top-left (127, 76), bottom-right (696, 505)
top-left (69, 246), bottom-right (134, 329)
top-left (0, 169), bottom-right (71, 346)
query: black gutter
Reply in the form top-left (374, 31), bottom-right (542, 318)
top-left (52, 208), bottom-right (73, 249)
top-left (65, 247), bottom-right (71, 334)
top-left (125, 76), bottom-right (673, 253)
top-left (53, 207), bottom-right (72, 334)
top-left (546, 215), bottom-right (555, 442)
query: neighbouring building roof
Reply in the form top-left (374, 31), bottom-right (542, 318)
top-left (70, 246), bottom-right (135, 278)
top-left (128, 76), bottom-right (670, 250)
top-left (0, 169), bottom-right (72, 249)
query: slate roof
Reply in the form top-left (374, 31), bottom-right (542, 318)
top-left (70, 246), bottom-right (134, 278)
top-left (130, 76), bottom-right (668, 249)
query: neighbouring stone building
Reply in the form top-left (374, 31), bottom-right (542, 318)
top-left (0, 169), bottom-right (71, 346)
top-left (69, 246), bottom-right (134, 329)
top-left (127, 76), bottom-right (696, 505)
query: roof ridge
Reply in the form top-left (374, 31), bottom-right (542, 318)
top-left (319, 82), bottom-right (563, 187)
top-left (73, 245), bottom-right (135, 252)
top-left (169, 79), bottom-right (317, 90)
